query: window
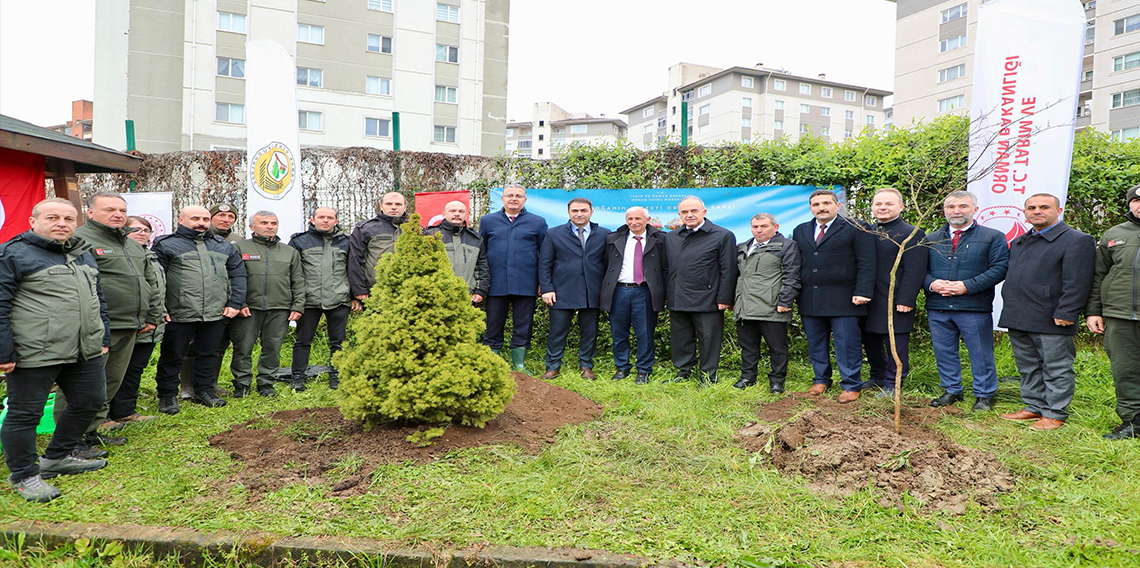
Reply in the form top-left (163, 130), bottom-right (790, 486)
top-left (742, 97), bottom-right (753, 107)
top-left (821, 107), bottom-right (831, 116)
top-left (365, 117), bottom-right (390, 137)
top-left (537, 134), bottom-right (544, 141)
top-left (215, 103), bottom-right (244, 124)
top-left (643, 124), bottom-right (653, 135)
top-left (697, 124), bottom-right (710, 134)
top-left (1087, 20), bottom-right (1096, 44)
top-left (799, 83), bottom-right (812, 95)
top-left (297, 24), bottom-right (324, 44)
top-left (742, 76), bottom-right (754, 88)
top-left (1116, 15), bottom-right (1140, 35)
top-left (367, 34), bottom-right (393, 53)
top-left (681, 90), bottom-right (694, 102)
top-left (217, 12), bottom-right (246, 33)
top-left (821, 127), bottom-right (830, 136)
top-left (938, 95), bottom-right (965, 112)
top-left (433, 125), bottom-right (457, 143)
top-left (297, 67), bottom-right (323, 87)
top-left (845, 110), bottom-right (854, 119)
top-left (821, 87), bottom-right (832, 98)
top-left (698, 104), bottom-right (710, 116)
top-left (368, 0), bottom-right (393, 12)
top-left (774, 120), bottom-right (784, 130)
top-left (217, 57), bottom-right (244, 78)
top-left (698, 84), bottom-right (712, 97)
top-left (865, 115), bottom-right (875, 125)
top-left (940, 33), bottom-right (967, 52)
top-left (1084, 69), bottom-right (1094, 82)
top-left (1113, 89), bottom-right (1140, 107)
top-left (939, 63), bottom-right (967, 82)
top-left (741, 117), bottom-right (752, 128)
top-left (517, 140), bottom-right (532, 150)
top-left (505, 128), bottom-right (514, 137)
top-left (844, 130), bottom-right (853, 139)
top-left (436, 3), bottom-right (459, 22)
top-left (657, 116), bottom-right (666, 129)
top-left (774, 100), bottom-right (784, 110)
top-left (366, 76), bottom-right (392, 95)
top-left (800, 124), bottom-right (810, 134)
top-left (434, 85), bottom-right (457, 103)
top-left (642, 107), bottom-right (654, 118)
top-left (773, 79), bottom-right (786, 91)
top-left (865, 95), bottom-right (877, 107)
top-left (1112, 126), bottom-right (1140, 141)
top-left (800, 104), bottom-right (810, 113)
top-left (1115, 52), bottom-right (1140, 71)
top-left (571, 124), bottom-right (587, 134)
top-left (298, 110), bottom-right (323, 131)
top-left (845, 90), bottom-right (856, 101)
top-left (940, 3), bottom-right (967, 23)
top-left (436, 44), bottom-right (459, 63)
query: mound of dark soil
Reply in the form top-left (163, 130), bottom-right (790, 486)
top-left (738, 392), bottom-right (1015, 513)
top-left (209, 373), bottom-right (603, 496)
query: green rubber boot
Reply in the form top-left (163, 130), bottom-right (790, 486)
top-left (490, 347), bottom-right (500, 355)
top-left (510, 347), bottom-right (527, 372)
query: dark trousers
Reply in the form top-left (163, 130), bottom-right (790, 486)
top-left (544, 308), bottom-right (599, 371)
top-left (737, 319), bottom-right (788, 383)
top-left (155, 320), bottom-right (228, 398)
top-left (291, 305), bottom-right (350, 375)
top-left (670, 310), bottom-right (724, 381)
top-left (610, 285), bottom-right (657, 374)
top-left (802, 315), bottom-right (864, 391)
top-left (1, 358), bottom-right (106, 481)
top-left (1105, 317), bottom-right (1140, 423)
top-left (928, 309), bottom-right (998, 398)
top-left (863, 331), bottom-right (910, 390)
top-left (1009, 330), bottom-right (1077, 421)
top-left (179, 321), bottom-right (231, 393)
top-left (109, 341), bottom-right (156, 420)
top-left (53, 328), bottom-right (135, 433)
top-left (484, 295), bottom-right (537, 350)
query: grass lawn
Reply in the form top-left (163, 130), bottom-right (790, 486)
top-left (2, 333), bottom-right (1139, 568)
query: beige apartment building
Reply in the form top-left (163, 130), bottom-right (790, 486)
top-left (621, 63), bottom-right (890, 150)
top-left (94, 0), bottom-right (509, 155)
top-left (892, 0), bottom-right (1140, 140)
top-left (505, 102), bottom-right (627, 159)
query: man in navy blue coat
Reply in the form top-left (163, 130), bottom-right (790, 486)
top-left (479, 185), bottom-right (548, 371)
top-left (792, 190), bottom-right (876, 403)
top-left (538, 198), bottom-right (610, 380)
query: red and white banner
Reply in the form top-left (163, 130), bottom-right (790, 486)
top-left (0, 148), bottom-right (46, 243)
top-left (415, 190), bottom-right (471, 228)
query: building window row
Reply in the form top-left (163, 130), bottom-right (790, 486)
top-left (938, 94), bottom-right (966, 113)
top-left (1113, 52), bottom-right (1140, 72)
top-left (367, 34), bottom-right (393, 54)
top-left (299, 110), bottom-right (323, 131)
top-left (940, 33), bottom-right (967, 53)
top-left (434, 125), bottom-right (457, 143)
top-left (216, 103), bottom-right (244, 124)
top-left (938, 63), bottom-right (966, 83)
top-left (642, 107), bottom-right (654, 118)
top-left (571, 124), bottom-right (588, 134)
top-left (297, 23), bottom-right (324, 44)
top-left (1115, 14), bottom-right (1140, 35)
top-left (366, 76), bottom-right (392, 95)
top-left (742, 76), bottom-right (754, 88)
top-left (1112, 89), bottom-right (1140, 108)
top-left (698, 84), bottom-right (712, 97)
top-left (218, 12), bottom-right (247, 34)
top-left (297, 67), bottom-right (323, 88)
top-left (365, 117), bottom-right (390, 137)
top-left (434, 85), bottom-right (457, 103)
top-left (941, 3), bottom-right (967, 24)
top-left (773, 79), bottom-right (786, 91)
top-left (368, 0), bottom-right (393, 12)
top-left (436, 3), bottom-right (460, 23)
top-left (436, 44), bottom-right (459, 63)
top-left (217, 57), bottom-right (244, 78)
top-left (1112, 127), bottom-right (1139, 142)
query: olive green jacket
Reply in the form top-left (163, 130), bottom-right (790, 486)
top-left (75, 219), bottom-right (164, 331)
top-left (236, 234), bottom-right (306, 312)
top-left (1087, 212), bottom-right (1140, 321)
top-left (136, 250), bottom-right (167, 344)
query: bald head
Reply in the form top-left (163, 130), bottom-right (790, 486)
top-left (443, 200), bottom-right (468, 225)
top-left (678, 196), bottom-right (707, 229)
top-left (179, 206), bottom-right (212, 232)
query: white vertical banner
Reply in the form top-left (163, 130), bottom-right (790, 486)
top-left (245, 4), bottom-right (303, 240)
top-left (121, 192), bottom-right (174, 246)
top-left (966, 0), bottom-right (1086, 322)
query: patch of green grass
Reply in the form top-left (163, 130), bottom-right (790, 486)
top-left (3, 331), bottom-right (1139, 567)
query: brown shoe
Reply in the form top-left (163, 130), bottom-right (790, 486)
top-left (579, 367), bottom-right (596, 380)
top-left (1030, 417), bottom-right (1065, 431)
top-left (1001, 410), bottom-right (1043, 422)
top-left (117, 413), bottom-right (159, 424)
top-left (807, 383), bottom-right (828, 396)
top-left (540, 369), bottom-right (560, 380)
top-left (98, 419), bottom-right (125, 432)
top-left (837, 390), bottom-right (861, 404)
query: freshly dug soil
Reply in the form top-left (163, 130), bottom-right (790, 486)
top-left (738, 392), bottom-right (1015, 513)
top-left (209, 373), bottom-right (603, 495)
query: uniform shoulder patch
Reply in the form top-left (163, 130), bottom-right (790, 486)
top-left (242, 253), bottom-right (262, 261)
top-left (1108, 239), bottom-right (1126, 248)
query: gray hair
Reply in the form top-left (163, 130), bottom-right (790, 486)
top-left (944, 190), bottom-right (977, 207)
top-left (625, 206), bottom-right (649, 217)
top-left (751, 213), bottom-right (778, 224)
top-left (250, 210), bottom-right (277, 221)
top-left (678, 195), bottom-right (705, 208)
top-left (85, 192), bottom-right (125, 208)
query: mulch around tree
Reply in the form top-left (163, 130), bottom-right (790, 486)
top-left (737, 392), bottom-right (1016, 514)
top-left (209, 373), bottom-right (603, 496)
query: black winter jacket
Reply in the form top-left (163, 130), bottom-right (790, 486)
top-left (792, 216), bottom-right (877, 317)
top-left (924, 223), bottom-right (1009, 312)
top-left (863, 217), bottom-right (927, 334)
top-left (664, 220), bottom-right (737, 312)
top-left (600, 225), bottom-right (668, 313)
top-left (998, 222), bottom-right (1095, 335)
top-left (153, 225), bottom-right (247, 322)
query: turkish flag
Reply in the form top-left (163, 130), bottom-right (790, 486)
top-left (0, 148), bottom-right (45, 243)
top-left (414, 190), bottom-right (470, 228)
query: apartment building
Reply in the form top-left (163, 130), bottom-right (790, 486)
top-left (621, 63), bottom-right (890, 150)
top-left (892, 0), bottom-right (1140, 140)
top-left (505, 102), bottom-right (627, 159)
top-left (93, 0), bottom-right (509, 155)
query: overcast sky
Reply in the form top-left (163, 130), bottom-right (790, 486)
top-left (0, 0), bottom-right (896, 128)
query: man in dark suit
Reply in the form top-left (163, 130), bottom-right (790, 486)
top-left (479, 185), bottom-right (548, 371)
top-left (862, 188), bottom-right (927, 397)
top-left (664, 196), bottom-right (738, 384)
top-left (600, 207), bottom-right (667, 384)
top-left (538, 198), bottom-right (610, 380)
top-left (792, 189), bottom-right (876, 402)
top-left (998, 194), bottom-right (1095, 431)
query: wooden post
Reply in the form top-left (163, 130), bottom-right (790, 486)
top-left (49, 159), bottom-right (84, 225)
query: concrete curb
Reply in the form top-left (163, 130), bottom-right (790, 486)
top-left (1, 521), bottom-right (651, 568)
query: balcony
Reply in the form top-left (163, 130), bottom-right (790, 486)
top-left (1076, 114), bottom-right (1091, 129)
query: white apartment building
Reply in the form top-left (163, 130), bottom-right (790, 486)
top-left (621, 63), bottom-right (891, 150)
top-left (94, 0), bottom-right (509, 155)
top-left (892, 0), bottom-right (1140, 140)
top-left (504, 102), bottom-right (627, 159)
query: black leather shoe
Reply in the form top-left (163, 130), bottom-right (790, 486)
top-left (635, 372), bottom-right (650, 385)
top-left (257, 386), bottom-right (278, 398)
top-left (158, 396), bottom-right (180, 415)
top-left (671, 372), bottom-right (691, 383)
top-left (930, 392), bottom-right (964, 407)
top-left (769, 380), bottom-right (785, 394)
top-left (193, 390), bottom-right (227, 408)
top-left (1104, 421), bottom-right (1139, 440)
top-left (83, 432), bottom-right (126, 447)
top-left (233, 385), bottom-right (250, 398)
top-left (71, 441), bottom-right (109, 460)
top-left (611, 370), bottom-right (628, 381)
top-left (972, 397), bottom-right (994, 412)
top-left (291, 374), bottom-right (307, 392)
top-left (328, 373), bottom-right (340, 390)
top-left (733, 378), bottom-right (756, 390)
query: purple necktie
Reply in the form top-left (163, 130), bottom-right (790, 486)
top-left (633, 236), bottom-right (644, 284)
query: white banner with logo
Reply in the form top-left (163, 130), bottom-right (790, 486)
top-left (121, 192), bottom-right (174, 246)
top-left (966, 0), bottom-right (1085, 322)
top-left (245, 38), bottom-right (304, 240)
